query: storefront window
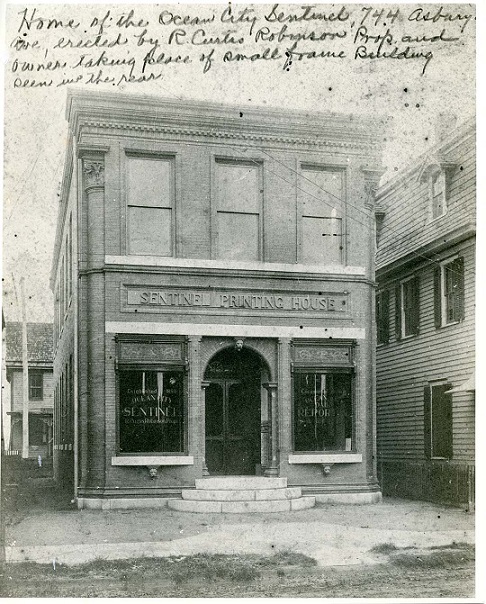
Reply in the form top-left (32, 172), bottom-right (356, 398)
top-left (119, 369), bottom-right (184, 453)
top-left (293, 372), bottom-right (352, 452)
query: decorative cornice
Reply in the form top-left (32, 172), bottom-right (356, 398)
top-left (77, 119), bottom-right (380, 151)
top-left (417, 154), bottom-right (458, 183)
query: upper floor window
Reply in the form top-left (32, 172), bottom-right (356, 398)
top-left (376, 290), bottom-right (390, 344)
top-left (395, 275), bottom-right (420, 339)
top-left (430, 168), bottom-right (446, 219)
top-left (29, 372), bottom-right (43, 400)
top-left (434, 256), bottom-right (464, 327)
top-left (300, 166), bottom-right (344, 265)
top-left (215, 160), bottom-right (261, 261)
top-left (127, 156), bottom-right (173, 256)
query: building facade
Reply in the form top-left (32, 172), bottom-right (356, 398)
top-left (5, 323), bottom-right (54, 461)
top-left (375, 118), bottom-right (475, 506)
top-left (51, 91), bottom-right (386, 509)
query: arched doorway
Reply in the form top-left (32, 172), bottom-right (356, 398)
top-left (204, 346), bottom-right (267, 475)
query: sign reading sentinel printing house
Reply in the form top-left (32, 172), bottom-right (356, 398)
top-left (125, 287), bottom-right (349, 313)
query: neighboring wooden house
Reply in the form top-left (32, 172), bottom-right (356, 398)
top-left (5, 323), bottom-right (54, 461)
top-left (375, 117), bottom-right (475, 507)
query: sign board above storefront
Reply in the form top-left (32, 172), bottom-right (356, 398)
top-left (126, 288), bottom-right (349, 313)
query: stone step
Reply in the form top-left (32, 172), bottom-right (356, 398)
top-left (195, 476), bottom-right (287, 490)
top-left (167, 496), bottom-right (316, 514)
top-left (182, 487), bottom-right (302, 502)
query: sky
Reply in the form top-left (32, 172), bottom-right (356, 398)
top-left (1, 1), bottom-right (477, 323)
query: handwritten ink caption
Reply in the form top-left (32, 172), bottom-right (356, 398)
top-left (8, 4), bottom-right (474, 89)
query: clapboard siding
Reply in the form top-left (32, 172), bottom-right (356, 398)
top-left (376, 118), bottom-right (475, 494)
top-left (377, 125), bottom-right (476, 269)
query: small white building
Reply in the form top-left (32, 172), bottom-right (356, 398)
top-left (5, 322), bottom-right (54, 460)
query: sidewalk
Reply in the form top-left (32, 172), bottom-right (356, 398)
top-left (5, 498), bottom-right (474, 567)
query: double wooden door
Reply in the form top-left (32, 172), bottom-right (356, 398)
top-left (205, 378), bottom-right (261, 475)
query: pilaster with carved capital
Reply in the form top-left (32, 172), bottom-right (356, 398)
top-left (360, 167), bottom-right (385, 210)
top-left (83, 159), bottom-right (105, 192)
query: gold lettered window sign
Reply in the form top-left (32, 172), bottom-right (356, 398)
top-left (119, 369), bottom-right (184, 453)
top-left (126, 287), bottom-right (348, 313)
top-left (119, 341), bottom-right (183, 363)
top-left (293, 345), bottom-right (352, 366)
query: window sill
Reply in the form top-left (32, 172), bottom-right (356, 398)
top-left (439, 320), bottom-right (461, 329)
top-left (429, 212), bottom-right (448, 224)
top-left (288, 453), bottom-right (362, 464)
top-left (106, 255), bottom-right (366, 277)
top-left (400, 333), bottom-right (418, 341)
top-left (111, 455), bottom-right (194, 466)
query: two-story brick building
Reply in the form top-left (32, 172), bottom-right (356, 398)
top-left (5, 322), bottom-right (54, 460)
top-left (51, 91), bottom-right (386, 509)
top-left (375, 117), bottom-right (475, 507)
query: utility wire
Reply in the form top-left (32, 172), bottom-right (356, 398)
top-left (223, 142), bottom-right (473, 279)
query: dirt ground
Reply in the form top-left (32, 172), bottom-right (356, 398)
top-left (0, 544), bottom-right (475, 598)
top-left (6, 496), bottom-right (473, 547)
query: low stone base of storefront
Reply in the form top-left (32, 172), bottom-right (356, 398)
top-left (77, 482), bottom-right (382, 509)
top-left (77, 497), bottom-right (171, 510)
top-left (303, 483), bottom-right (382, 505)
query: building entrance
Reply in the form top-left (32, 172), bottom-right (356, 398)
top-left (204, 347), bottom-right (263, 475)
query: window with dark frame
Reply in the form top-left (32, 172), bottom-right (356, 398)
top-left (118, 369), bottom-right (185, 454)
top-left (424, 383), bottom-right (452, 459)
top-left (127, 156), bottom-right (173, 256)
top-left (215, 160), bottom-right (261, 261)
top-left (395, 275), bottom-right (420, 339)
top-left (376, 290), bottom-right (390, 344)
top-left (434, 257), bottom-right (465, 327)
top-left (293, 371), bottom-right (353, 452)
top-left (29, 372), bottom-right (43, 400)
top-left (300, 167), bottom-right (344, 265)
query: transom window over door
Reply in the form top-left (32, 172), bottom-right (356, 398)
top-left (300, 166), bottom-right (344, 265)
top-left (215, 160), bottom-right (261, 261)
top-left (127, 156), bottom-right (174, 256)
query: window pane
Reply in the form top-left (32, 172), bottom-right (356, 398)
top-left (302, 217), bottom-right (342, 264)
top-left (127, 157), bottom-right (172, 208)
top-left (294, 372), bottom-right (352, 452)
top-left (216, 163), bottom-right (259, 213)
top-left (217, 212), bottom-right (259, 261)
top-left (128, 207), bottom-right (171, 256)
top-left (119, 370), bottom-right (184, 453)
top-left (29, 373), bottom-right (43, 399)
top-left (302, 169), bottom-right (343, 217)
